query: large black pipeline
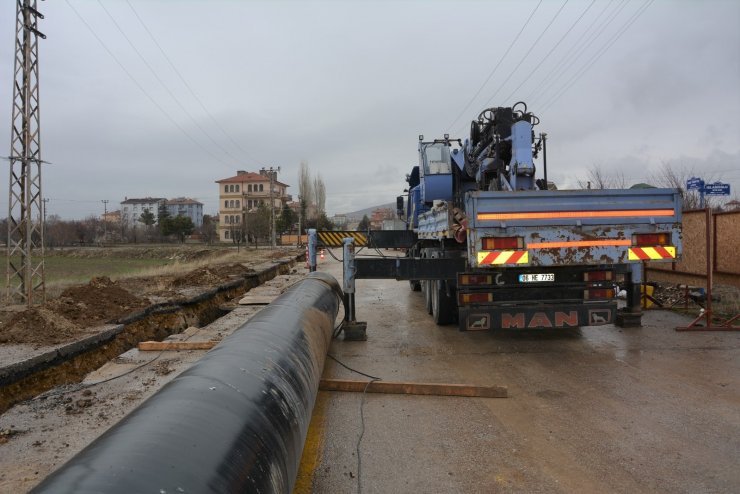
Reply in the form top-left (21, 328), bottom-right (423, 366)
top-left (32, 271), bottom-right (343, 494)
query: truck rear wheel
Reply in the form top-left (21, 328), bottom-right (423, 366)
top-left (432, 280), bottom-right (455, 325)
top-left (424, 280), bottom-right (433, 314)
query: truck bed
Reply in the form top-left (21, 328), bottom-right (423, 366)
top-left (464, 188), bottom-right (682, 267)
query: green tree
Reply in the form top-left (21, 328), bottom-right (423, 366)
top-left (139, 208), bottom-right (156, 227)
top-left (277, 204), bottom-right (297, 234)
top-left (357, 214), bottom-right (370, 231)
top-left (165, 215), bottom-right (194, 243)
top-left (247, 203), bottom-right (270, 247)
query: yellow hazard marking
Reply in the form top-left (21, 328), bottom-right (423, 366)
top-left (628, 246), bottom-right (676, 261)
top-left (293, 392), bottom-right (329, 493)
top-left (477, 250), bottom-right (529, 265)
top-left (317, 231), bottom-right (367, 247)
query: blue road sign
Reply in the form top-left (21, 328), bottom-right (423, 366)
top-left (703, 182), bottom-right (730, 196)
top-left (686, 177), bottom-right (704, 191)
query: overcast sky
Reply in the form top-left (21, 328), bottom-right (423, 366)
top-left (1, 0), bottom-right (738, 220)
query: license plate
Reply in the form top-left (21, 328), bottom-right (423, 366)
top-left (518, 273), bottom-right (554, 283)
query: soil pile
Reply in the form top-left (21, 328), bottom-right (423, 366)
top-left (170, 264), bottom-right (254, 287)
top-left (49, 276), bottom-right (148, 327)
top-left (0, 307), bottom-right (80, 345)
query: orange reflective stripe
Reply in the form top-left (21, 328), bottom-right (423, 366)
top-left (528, 239), bottom-right (632, 249)
top-left (477, 209), bottom-right (675, 221)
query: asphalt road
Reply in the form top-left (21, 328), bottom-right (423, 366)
top-left (299, 249), bottom-right (740, 493)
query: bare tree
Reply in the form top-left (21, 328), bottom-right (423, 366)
top-left (313, 173), bottom-right (326, 215)
top-left (298, 161), bottom-right (313, 215)
top-left (577, 164), bottom-right (627, 190)
top-left (651, 160), bottom-right (721, 210)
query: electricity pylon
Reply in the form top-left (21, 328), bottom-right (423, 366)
top-left (6, 0), bottom-right (46, 306)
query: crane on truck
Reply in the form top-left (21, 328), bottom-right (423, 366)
top-left (318, 102), bottom-right (682, 335)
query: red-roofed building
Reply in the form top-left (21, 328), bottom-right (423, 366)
top-left (215, 170), bottom-right (290, 242)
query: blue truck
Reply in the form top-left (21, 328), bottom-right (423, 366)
top-left (319, 102), bottom-right (682, 333)
top-left (402, 102), bottom-right (682, 330)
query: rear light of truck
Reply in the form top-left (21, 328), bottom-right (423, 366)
top-left (583, 288), bottom-right (615, 300)
top-left (583, 270), bottom-right (614, 281)
top-left (459, 292), bottom-right (493, 305)
top-left (459, 274), bottom-right (493, 286)
top-left (633, 233), bottom-right (669, 246)
top-left (481, 236), bottom-right (524, 250)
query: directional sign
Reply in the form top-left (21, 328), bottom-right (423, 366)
top-left (703, 181), bottom-right (730, 196)
top-left (686, 177), bottom-right (704, 191)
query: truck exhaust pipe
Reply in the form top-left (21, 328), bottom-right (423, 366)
top-left (32, 271), bottom-right (343, 494)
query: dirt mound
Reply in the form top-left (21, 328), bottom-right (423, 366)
top-left (0, 307), bottom-right (80, 345)
top-left (170, 264), bottom-right (255, 288)
top-left (49, 277), bottom-right (149, 326)
top-left (170, 267), bottom-right (224, 288)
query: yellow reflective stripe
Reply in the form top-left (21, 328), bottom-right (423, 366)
top-left (628, 246), bottom-right (676, 260)
top-left (317, 231), bottom-right (367, 247)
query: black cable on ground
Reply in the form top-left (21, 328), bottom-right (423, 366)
top-left (325, 354), bottom-right (383, 494)
top-left (357, 377), bottom-right (381, 494)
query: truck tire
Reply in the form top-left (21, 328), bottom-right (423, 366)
top-left (409, 280), bottom-right (421, 291)
top-left (424, 280), bottom-right (433, 314)
top-left (432, 280), bottom-right (455, 325)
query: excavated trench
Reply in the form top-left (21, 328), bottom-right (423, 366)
top-left (0, 256), bottom-right (300, 413)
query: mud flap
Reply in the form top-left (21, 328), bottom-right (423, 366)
top-left (459, 303), bottom-right (617, 331)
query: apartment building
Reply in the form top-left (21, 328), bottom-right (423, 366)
top-left (121, 197), bottom-right (204, 228)
top-left (215, 170), bottom-right (290, 242)
top-left (166, 197), bottom-right (204, 227)
top-left (120, 197), bottom-right (166, 227)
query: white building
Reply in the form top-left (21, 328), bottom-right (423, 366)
top-left (120, 197), bottom-right (166, 227)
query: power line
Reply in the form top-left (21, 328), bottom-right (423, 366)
top-left (524, 0), bottom-right (620, 104)
top-left (64, 0), bottom-right (233, 170)
top-left (540, 0), bottom-right (655, 113)
top-left (95, 0), bottom-right (240, 166)
top-left (474, 0), bottom-right (571, 120)
top-left (501, 0), bottom-right (597, 103)
top-left (123, 0), bottom-right (267, 168)
top-left (445, 0), bottom-right (543, 134)
top-left (531, 0), bottom-right (630, 108)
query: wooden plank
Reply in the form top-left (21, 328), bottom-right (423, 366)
top-left (319, 378), bottom-right (507, 398)
top-left (138, 341), bottom-right (217, 351)
top-left (238, 295), bottom-right (275, 305)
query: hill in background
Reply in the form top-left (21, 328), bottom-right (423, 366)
top-left (340, 202), bottom-right (396, 221)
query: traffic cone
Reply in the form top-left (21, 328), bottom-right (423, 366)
top-left (305, 247), bottom-right (309, 269)
top-left (320, 249), bottom-right (325, 261)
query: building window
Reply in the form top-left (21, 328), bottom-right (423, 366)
top-left (224, 185), bottom-right (228, 193)
top-left (259, 184), bottom-right (264, 192)
top-left (235, 185), bottom-right (240, 193)
top-left (235, 200), bottom-right (240, 208)
top-left (225, 229), bottom-right (230, 239)
top-left (224, 200), bottom-right (228, 208)
top-left (235, 216), bottom-right (240, 224)
top-left (248, 184), bottom-right (252, 192)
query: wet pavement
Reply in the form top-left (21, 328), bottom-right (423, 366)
top-left (301, 249), bottom-right (740, 493)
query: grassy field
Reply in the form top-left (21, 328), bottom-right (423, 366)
top-left (4, 245), bottom-right (289, 292)
top-left (45, 257), bottom-right (174, 286)
top-left (6, 256), bottom-right (174, 288)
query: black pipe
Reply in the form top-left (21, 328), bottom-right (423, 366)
top-left (32, 271), bottom-right (343, 494)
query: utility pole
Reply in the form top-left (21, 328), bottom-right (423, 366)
top-left (102, 199), bottom-right (109, 242)
top-left (261, 166), bottom-right (280, 249)
top-left (6, 0), bottom-right (46, 306)
top-left (297, 195), bottom-right (302, 247)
